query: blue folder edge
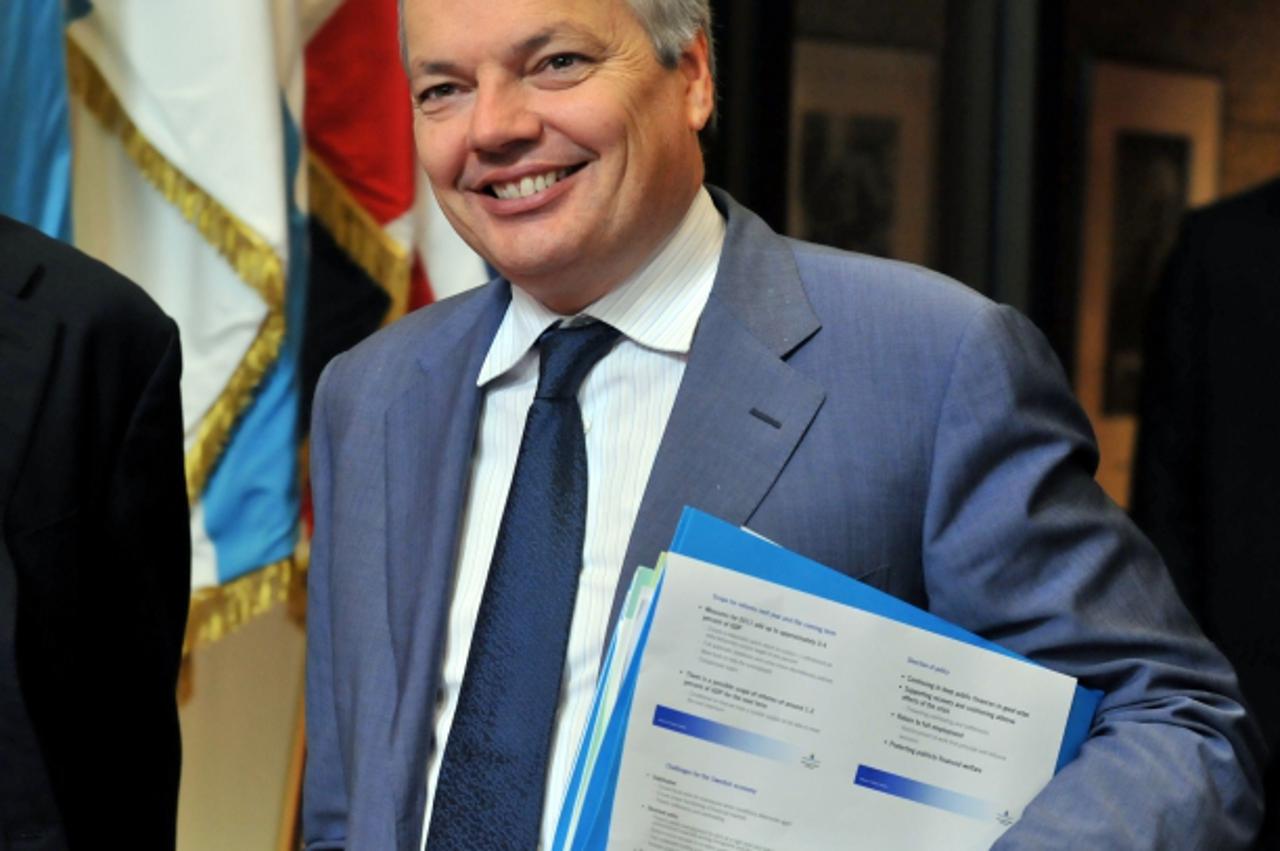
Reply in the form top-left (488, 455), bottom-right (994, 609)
top-left (568, 573), bottom-right (665, 850)
top-left (552, 619), bottom-right (619, 850)
top-left (562, 508), bottom-right (1102, 847)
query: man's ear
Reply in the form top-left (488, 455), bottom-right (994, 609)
top-left (679, 30), bottom-right (715, 132)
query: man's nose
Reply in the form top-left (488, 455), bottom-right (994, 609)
top-left (469, 78), bottom-right (540, 153)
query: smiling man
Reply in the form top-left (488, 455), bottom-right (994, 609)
top-left (302, 2), bottom-right (1265, 850)
top-left (408, 0), bottom-right (713, 312)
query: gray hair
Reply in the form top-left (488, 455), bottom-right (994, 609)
top-left (398, 0), bottom-right (715, 83)
top-left (626, 0), bottom-right (715, 82)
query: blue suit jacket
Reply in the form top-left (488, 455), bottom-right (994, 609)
top-left (304, 189), bottom-right (1264, 850)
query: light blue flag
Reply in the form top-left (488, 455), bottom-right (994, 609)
top-left (0, 0), bottom-right (76, 239)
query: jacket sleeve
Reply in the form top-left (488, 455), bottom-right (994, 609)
top-left (302, 358), bottom-right (350, 851)
top-left (101, 318), bottom-right (191, 848)
top-left (919, 304), bottom-right (1264, 849)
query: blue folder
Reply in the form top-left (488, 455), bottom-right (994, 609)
top-left (557, 507), bottom-right (1103, 849)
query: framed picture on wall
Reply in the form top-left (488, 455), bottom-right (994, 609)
top-left (1075, 60), bottom-right (1222, 507)
top-left (788, 42), bottom-right (938, 265)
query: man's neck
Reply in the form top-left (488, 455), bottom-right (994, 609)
top-left (513, 185), bottom-right (717, 316)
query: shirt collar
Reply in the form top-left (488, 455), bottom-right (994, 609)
top-left (477, 187), bottom-right (725, 387)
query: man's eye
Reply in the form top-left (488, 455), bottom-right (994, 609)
top-left (544, 54), bottom-right (584, 72)
top-left (418, 83), bottom-right (458, 104)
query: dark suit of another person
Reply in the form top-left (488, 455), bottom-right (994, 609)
top-left (0, 215), bottom-right (190, 850)
top-left (1132, 177), bottom-right (1280, 848)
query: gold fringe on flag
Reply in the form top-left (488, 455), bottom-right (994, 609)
top-left (307, 152), bottom-right (412, 322)
top-left (65, 35), bottom-right (287, 505)
top-left (66, 36), bottom-right (300, 656)
top-left (183, 556), bottom-right (298, 656)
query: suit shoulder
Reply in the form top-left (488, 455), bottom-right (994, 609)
top-left (1183, 177), bottom-right (1280, 243)
top-left (317, 280), bottom-right (502, 412)
top-left (1192, 177), bottom-right (1280, 221)
top-left (784, 238), bottom-right (994, 335)
top-left (1, 216), bottom-right (174, 340)
top-left (776, 239), bottom-right (1064, 392)
top-left (331, 282), bottom-right (497, 371)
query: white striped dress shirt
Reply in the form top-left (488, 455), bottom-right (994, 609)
top-left (420, 188), bottom-right (725, 849)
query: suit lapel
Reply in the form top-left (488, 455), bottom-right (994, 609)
top-left (0, 244), bottom-right (65, 832)
top-left (0, 266), bottom-right (59, 517)
top-left (382, 282), bottom-right (508, 848)
top-left (384, 283), bottom-right (509, 689)
top-left (610, 190), bottom-right (825, 634)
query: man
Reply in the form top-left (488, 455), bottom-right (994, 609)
top-left (303, 1), bottom-right (1265, 848)
top-left (1132, 176), bottom-right (1280, 849)
top-left (0, 215), bottom-right (190, 849)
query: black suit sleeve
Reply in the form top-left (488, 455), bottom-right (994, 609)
top-left (97, 320), bottom-right (191, 847)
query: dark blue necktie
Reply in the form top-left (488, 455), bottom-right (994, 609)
top-left (427, 320), bottom-right (621, 850)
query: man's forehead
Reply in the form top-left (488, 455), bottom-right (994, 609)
top-left (409, 24), bottom-right (587, 76)
top-left (405, 0), bottom-right (633, 66)
top-left (405, 0), bottom-right (631, 37)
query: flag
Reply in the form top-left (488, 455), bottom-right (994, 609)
top-left (300, 0), bottom-right (486, 431)
top-left (64, 1), bottom-right (308, 652)
top-left (0, 0), bottom-right (74, 239)
top-left (4, 1), bottom-right (485, 653)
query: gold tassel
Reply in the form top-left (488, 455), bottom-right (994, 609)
top-left (307, 152), bottom-right (412, 322)
top-left (65, 35), bottom-right (288, 504)
top-left (183, 557), bottom-right (298, 656)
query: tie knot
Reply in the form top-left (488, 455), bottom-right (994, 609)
top-left (535, 321), bottom-right (621, 400)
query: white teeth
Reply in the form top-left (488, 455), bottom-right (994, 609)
top-left (492, 168), bottom-right (569, 200)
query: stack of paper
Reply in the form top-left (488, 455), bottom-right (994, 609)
top-left (553, 508), bottom-right (1101, 850)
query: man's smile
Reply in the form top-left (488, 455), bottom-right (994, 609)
top-left (471, 162), bottom-right (589, 215)
top-left (486, 165), bottom-right (583, 200)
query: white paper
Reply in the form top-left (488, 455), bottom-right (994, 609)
top-left (607, 553), bottom-right (1077, 850)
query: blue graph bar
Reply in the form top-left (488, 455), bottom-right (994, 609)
top-left (651, 705), bottom-right (797, 762)
top-left (854, 764), bottom-right (1001, 822)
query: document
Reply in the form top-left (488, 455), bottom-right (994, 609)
top-left (553, 509), bottom-right (1101, 851)
top-left (608, 553), bottom-right (1076, 850)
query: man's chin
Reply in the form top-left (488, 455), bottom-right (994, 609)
top-left (486, 245), bottom-right (578, 287)
top-left (501, 264), bottom-right (610, 314)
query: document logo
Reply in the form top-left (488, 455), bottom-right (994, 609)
top-left (801, 753), bottom-right (821, 770)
